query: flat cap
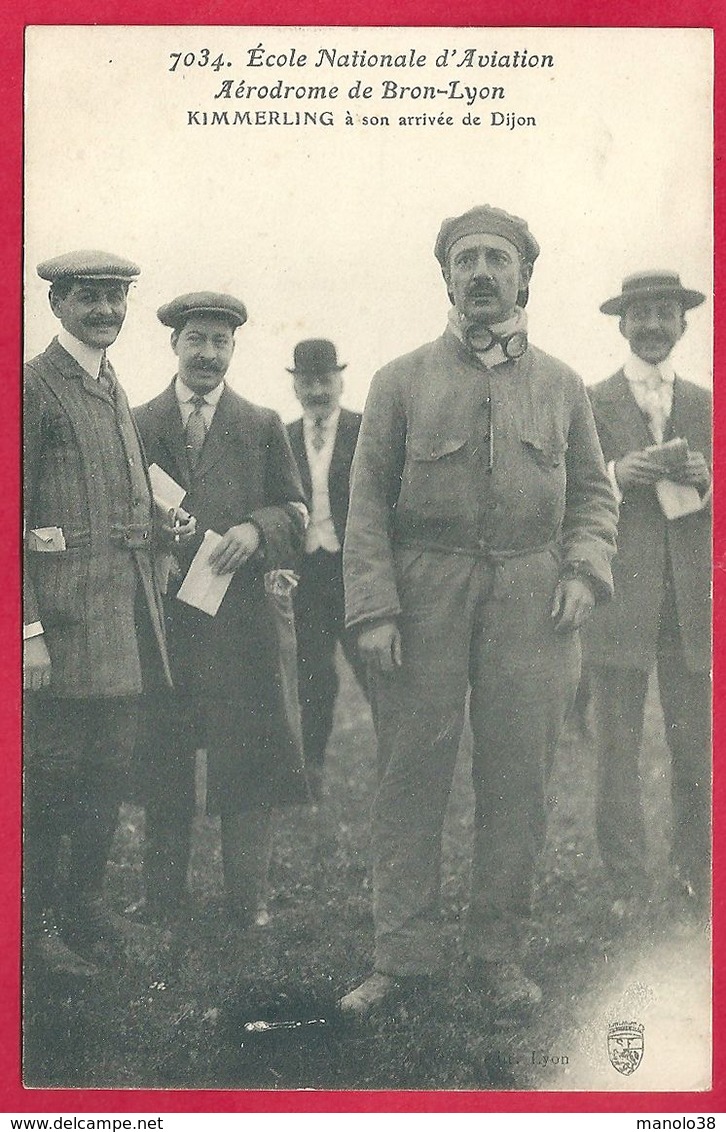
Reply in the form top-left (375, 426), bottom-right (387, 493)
top-left (434, 205), bottom-right (540, 270)
top-left (157, 291), bottom-right (248, 329)
top-left (37, 250), bottom-right (141, 282)
top-left (600, 270), bottom-right (706, 316)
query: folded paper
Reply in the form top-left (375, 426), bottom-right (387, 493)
top-left (176, 530), bottom-right (233, 616)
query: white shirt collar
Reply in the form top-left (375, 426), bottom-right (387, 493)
top-left (57, 328), bottom-right (104, 379)
top-left (175, 375), bottom-right (226, 405)
top-left (624, 352), bottom-right (676, 386)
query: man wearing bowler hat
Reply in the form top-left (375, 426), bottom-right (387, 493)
top-left (133, 292), bottom-right (308, 928)
top-left (586, 271), bottom-right (711, 920)
top-left (23, 250), bottom-right (172, 976)
top-left (286, 339), bottom-right (368, 800)
top-left (342, 206), bottom-right (618, 1017)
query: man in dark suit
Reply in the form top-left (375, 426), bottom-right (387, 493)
top-left (286, 339), bottom-right (368, 800)
top-left (586, 271), bottom-right (711, 919)
top-left (134, 293), bottom-right (308, 927)
top-left (23, 250), bottom-right (172, 976)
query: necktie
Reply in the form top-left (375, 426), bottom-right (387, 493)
top-left (639, 370), bottom-right (668, 443)
top-left (98, 355), bottom-right (115, 394)
top-left (311, 417), bottom-right (326, 452)
top-left (185, 394), bottom-right (208, 469)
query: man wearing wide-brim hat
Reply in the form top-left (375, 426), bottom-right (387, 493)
top-left (286, 338), bottom-right (368, 801)
top-left (132, 292), bottom-right (308, 928)
top-left (342, 206), bottom-right (618, 1018)
top-left (23, 251), bottom-right (173, 977)
top-left (585, 270), bottom-right (711, 921)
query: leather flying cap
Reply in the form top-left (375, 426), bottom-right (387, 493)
top-left (434, 205), bottom-right (540, 271)
top-left (287, 339), bottom-right (346, 375)
top-left (157, 291), bottom-right (248, 329)
top-left (37, 250), bottom-right (141, 282)
top-left (600, 271), bottom-right (706, 316)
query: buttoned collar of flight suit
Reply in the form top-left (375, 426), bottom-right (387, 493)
top-left (447, 305), bottom-right (528, 369)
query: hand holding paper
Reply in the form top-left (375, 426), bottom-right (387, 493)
top-left (207, 522), bottom-right (261, 574)
top-left (642, 438), bottom-right (709, 519)
top-left (614, 449), bottom-right (669, 489)
top-left (176, 530), bottom-right (235, 616)
top-left (666, 450), bottom-right (710, 491)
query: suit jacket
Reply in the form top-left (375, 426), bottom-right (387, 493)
top-left (287, 408), bottom-right (362, 546)
top-left (134, 381), bottom-right (309, 810)
top-left (584, 369), bottom-right (711, 673)
top-left (344, 330), bottom-right (617, 630)
top-left (24, 338), bottom-right (170, 697)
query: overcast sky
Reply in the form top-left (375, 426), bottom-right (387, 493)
top-left (24, 26), bottom-right (713, 420)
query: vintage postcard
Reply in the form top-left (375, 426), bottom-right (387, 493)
top-left (19, 21), bottom-right (716, 1111)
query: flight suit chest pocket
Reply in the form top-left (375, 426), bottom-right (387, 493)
top-left (402, 437), bottom-right (469, 518)
top-left (409, 437), bottom-right (468, 462)
top-left (520, 424), bottom-right (568, 469)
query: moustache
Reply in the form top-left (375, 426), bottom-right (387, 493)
top-left (467, 280), bottom-right (498, 298)
top-left (190, 359), bottom-right (223, 372)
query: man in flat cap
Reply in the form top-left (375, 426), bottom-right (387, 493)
top-left (23, 251), bottom-right (172, 976)
top-left (133, 293), bottom-right (308, 927)
top-left (286, 339), bottom-right (368, 800)
top-left (585, 271), bottom-right (711, 920)
top-left (342, 206), bottom-right (618, 1017)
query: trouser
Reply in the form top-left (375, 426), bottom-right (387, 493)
top-left (135, 691), bottom-right (276, 916)
top-left (294, 549), bottom-right (369, 768)
top-left (23, 694), bottom-right (139, 919)
top-left (221, 808), bottom-right (273, 922)
top-left (368, 545), bottom-right (580, 976)
top-left (134, 688), bottom-right (201, 909)
top-left (591, 588), bottom-right (711, 898)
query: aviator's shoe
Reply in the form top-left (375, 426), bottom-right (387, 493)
top-left (67, 898), bottom-right (151, 959)
top-left (478, 960), bottom-right (542, 1020)
top-left (32, 911), bottom-right (99, 979)
top-left (339, 972), bottom-right (401, 1018)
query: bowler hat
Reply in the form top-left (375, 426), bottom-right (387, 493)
top-left (600, 271), bottom-right (706, 316)
top-left (157, 291), bottom-right (248, 329)
top-left (287, 339), bottom-right (346, 376)
top-left (37, 250), bottom-right (141, 282)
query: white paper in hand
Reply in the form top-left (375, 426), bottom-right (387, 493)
top-left (655, 479), bottom-right (704, 520)
top-left (148, 463), bottom-right (187, 511)
top-left (176, 529), bottom-right (234, 616)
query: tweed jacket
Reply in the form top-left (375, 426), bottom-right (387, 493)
top-left (23, 338), bottom-right (170, 697)
top-left (344, 329), bottom-right (618, 629)
top-left (134, 381), bottom-right (309, 811)
top-left (287, 407), bottom-right (362, 545)
top-left (584, 369), bottom-right (711, 673)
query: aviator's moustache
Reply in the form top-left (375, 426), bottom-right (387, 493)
top-left (466, 280), bottom-right (498, 299)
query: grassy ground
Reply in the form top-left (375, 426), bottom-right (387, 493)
top-left (23, 660), bottom-right (711, 1094)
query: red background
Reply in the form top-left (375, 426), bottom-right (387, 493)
top-left (2, 0), bottom-right (722, 1114)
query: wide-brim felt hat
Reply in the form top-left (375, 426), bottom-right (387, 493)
top-left (287, 339), bottom-right (346, 375)
top-left (600, 271), bottom-right (706, 316)
top-left (37, 250), bottom-right (141, 282)
top-left (157, 291), bottom-right (248, 328)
